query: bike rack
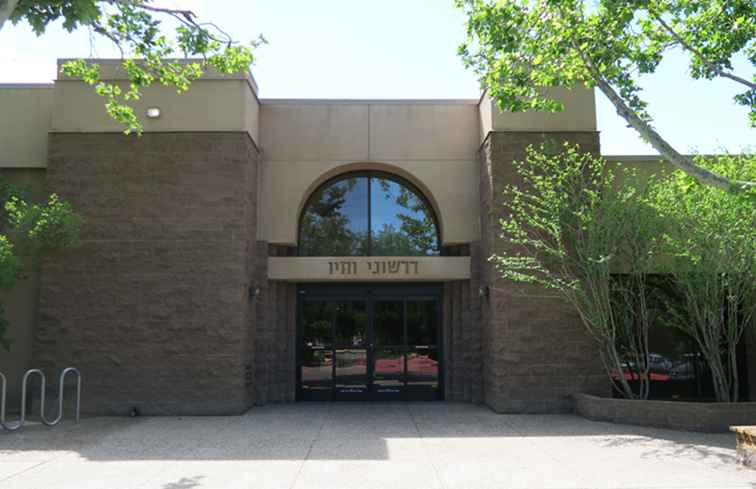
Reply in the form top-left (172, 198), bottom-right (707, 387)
top-left (0, 367), bottom-right (81, 432)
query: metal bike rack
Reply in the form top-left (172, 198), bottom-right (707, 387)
top-left (0, 367), bottom-right (81, 432)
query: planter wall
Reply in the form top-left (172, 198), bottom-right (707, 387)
top-left (574, 393), bottom-right (756, 433)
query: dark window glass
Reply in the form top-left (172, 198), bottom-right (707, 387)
top-left (373, 348), bottom-right (404, 394)
top-left (301, 302), bottom-right (335, 394)
top-left (406, 346), bottom-right (440, 400)
top-left (299, 176), bottom-right (369, 256)
top-left (609, 274), bottom-right (749, 402)
top-left (374, 301), bottom-right (403, 346)
top-left (333, 302), bottom-right (368, 348)
top-left (407, 300), bottom-right (437, 346)
top-left (299, 173), bottom-right (439, 256)
top-left (334, 349), bottom-right (368, 392)
top-left (370, 176), bottom-right (439, 256)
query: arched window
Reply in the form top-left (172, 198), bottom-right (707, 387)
top-left (299, 172), bottom-right (440, 256)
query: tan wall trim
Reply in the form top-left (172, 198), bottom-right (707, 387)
top-left (0, 87), bottom-right (53, 168)
top-left (478, 88), bottom-right (597, 142)
top-left (51, 78), bottom-right (260, 146)
top-left (259, 159), bottom-right (479, 246)
top-left (268, 256), bottom-right (471, 282)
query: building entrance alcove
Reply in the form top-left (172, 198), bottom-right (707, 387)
top-left (298, 284), bottom-right (442, 401)
top-left (267, 169), bottom-right (469, 403)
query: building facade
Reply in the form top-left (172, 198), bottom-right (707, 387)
top-left (0, 60), bottom-right (752, 415)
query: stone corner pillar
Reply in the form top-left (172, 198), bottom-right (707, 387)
top-left (478, 130), bottom-right (609, 414)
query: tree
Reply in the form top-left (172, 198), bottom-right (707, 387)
top-left (649, 154), bottom-right (756, 402)
top-left (492, 143), bottom-right (660, 399)
top-left (0, 179), bottom-right (81, 350)
top-left (456, 0), bottom-right (755, 193)
top-left (1, 0), bottom-right (262, 133)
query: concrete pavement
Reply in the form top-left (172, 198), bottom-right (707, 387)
top-left (0, 403), bottom-right (753, 489)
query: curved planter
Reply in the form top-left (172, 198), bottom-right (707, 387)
top-left (574, 393), bottom-right (756, 433)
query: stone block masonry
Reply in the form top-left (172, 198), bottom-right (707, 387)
top-left (478, 131), bottom-right (609, 413)
top-left (35, 132), bottom-right (260, 415)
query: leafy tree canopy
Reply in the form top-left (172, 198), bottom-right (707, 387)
top-left (1, 0), bottom-right (262, 133)
top-left (647, 154), bottom-right (755, 402)
top-left (493, 143), bottom-right (662, 399)
top-left (457, 0), bottom-right (755, 192)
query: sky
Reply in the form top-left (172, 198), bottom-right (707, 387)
top-left (0, 0), bottom-right (753, 155)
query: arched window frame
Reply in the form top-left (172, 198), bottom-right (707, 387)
top-left (297, 170), bottom-right (441, 256)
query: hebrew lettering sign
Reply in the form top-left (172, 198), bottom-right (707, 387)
top-left (328, 259), bottom-right (420, 276)
top-left (267, 257), bottom-right (471, 282)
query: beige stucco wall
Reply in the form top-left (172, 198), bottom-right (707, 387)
top-left (258, 101), bottom-right (481, 246)
top-left (0, 85), bottom-right (53, 168)
top-left (479, 86), bottom-right (596, 139)
top-left (51, 59), bottom-right (260, 144)
top-left (52, 79), bottom-right (259, 140)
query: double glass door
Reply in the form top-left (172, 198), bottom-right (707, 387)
top-left (298, 285), bottom-right (442, 401)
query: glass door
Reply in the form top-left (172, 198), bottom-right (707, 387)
top-left (405, 300), bottom-right (441, 400)
top-left (298, 286), bottom-right (442, 401)
top-left (300, 301), bottom-right (336, 401)
top-left (372, 300), bottom-right (405, 400)
top-left (333, 301), bottom-right (369, 400)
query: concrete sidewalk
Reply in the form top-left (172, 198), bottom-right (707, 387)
top-left (0, 403), bottom-right (753, 489)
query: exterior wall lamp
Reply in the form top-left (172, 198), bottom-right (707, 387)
top-left (249, 285), bottom-right (260, 301)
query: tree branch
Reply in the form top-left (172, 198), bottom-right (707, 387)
top-left (595, 75), bottom-right (754, 192)
top-left (0, 0), bottom-right (20, 31)
top-left (569, 38), bottom-right (754, 192)
top-left (654, 14), bottom-right (756, 91)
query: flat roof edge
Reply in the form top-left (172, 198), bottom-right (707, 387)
top-left (0, 83), bottom-right (54, 88)
top-left (604, 154), bottom-right (737, 161)
top-left (260, 98), bottom-right (480, 105)
top-left (55, 58), bottom-right (259, 94)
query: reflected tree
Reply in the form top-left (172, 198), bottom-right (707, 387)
top-left (300, 173), bottom-right (439, 257)
top-left (299, 177), bottom-right (368, 256)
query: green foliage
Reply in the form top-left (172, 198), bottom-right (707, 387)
top-left (648, 154), bottom-right (756, 401)
top-left (457, 0), bottom-right (755, 124)
top-left (5, 193), bottom-right (81, 254)
top-left (0, 236), bottom-right (20, 290)
top-left (0, 178), bottom-right (81, 351)
top-left (457, 1), bottom-right (755, 191)
top-left (493, 143), bottom-right (661, 398)
top-left (9, 0), bottom-right (263, 134)
top-left (496, 146), bottom-right (755, 401)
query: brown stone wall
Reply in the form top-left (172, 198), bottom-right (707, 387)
top-left (479, 131), bottom-right (608, 413)
top-left (35, 132), bottom-right (259, 415)
top-left (748, 327), bottom-right (756, 402)
top-left (576, 393), bottom-right (756, 433)
top-left (254, 244), bottom-right (297, 404)
top-left (443, 245), bottom-right (483, 403)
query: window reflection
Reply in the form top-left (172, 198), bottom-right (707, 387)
top-left (333, 302), bottom-right (368, 348)
top-left (407, 300), bottom-right (437, 346)
top-left (371, 177), bottom-right (438, 256)
top-left (299, 177), bottom-right (368, 256)
top-left (299, 173), bottom-right (439, 256)
top-left (374, 301), bottom-right (403, 346)
top-left (301, 302), bottom-right (335, 396)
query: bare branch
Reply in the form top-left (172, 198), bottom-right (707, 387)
top-left (653, 14), bottom-right (756, 91)
top-left (595, 75), bottom-right (754, 192)
top-left (0, 0), bottom-right (20, 30)
top-left (571, 41), bottom-right (755, 192)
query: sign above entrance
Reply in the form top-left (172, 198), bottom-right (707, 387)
top-left (267, 256), bottom-right (471, 282)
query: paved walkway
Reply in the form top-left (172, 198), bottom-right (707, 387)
top-left (0, 403), bottom-right (753, 489)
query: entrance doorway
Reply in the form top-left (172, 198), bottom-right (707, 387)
top-left (297, 284), bottom-right (442, 401)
